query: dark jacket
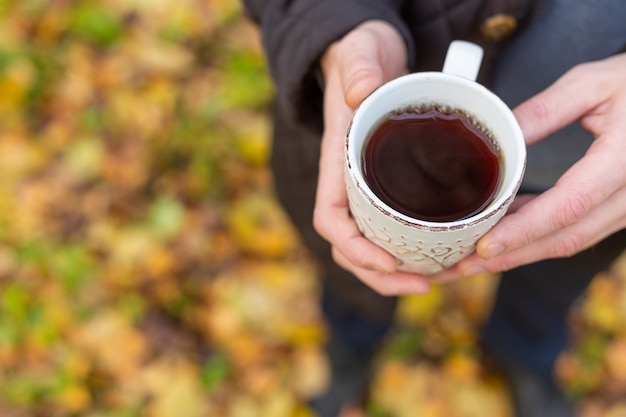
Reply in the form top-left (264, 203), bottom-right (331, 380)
top-left (243, 0), bottom-right (537, 135)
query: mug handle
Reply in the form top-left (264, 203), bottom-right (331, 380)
top-left (442, 40), bottom-right (484, 82)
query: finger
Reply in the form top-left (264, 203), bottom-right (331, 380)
top-left (332, 22), bottom-right (407, 108)
top-left (341, 58), bottom-right (384, 108)
top-left (333, 248), bottom-right (432, 295)
top-left (514, 62), bottom-right (608, 145)
top-left (476, 146), bottom-right (626, 260)
top-left (314, 200), bottom-right (398, 273)
top-left (507, 193), bottom-right (538, 213)
top-left (459, 184), bottom-right (626, 275)
top-left (424, 266), bottom-right (465, 284)
top-left (314, 77), bottom-right (397, 274)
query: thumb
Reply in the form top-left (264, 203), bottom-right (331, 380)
top-left (320, 21), bottom-right (408, 109)
top-left (343, 65), bottom-right (384, 108)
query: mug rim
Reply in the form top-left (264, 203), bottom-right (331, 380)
top-left (345, 71), bottom-right (526, 230)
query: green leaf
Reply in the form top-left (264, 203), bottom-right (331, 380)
top-left (381, 327), bottom-right (425, 360)
top-left (1, 284), bottom-right (29, 321)
top-left (51, 245), bottom-right (97, 292)
top-left (201, 352), bottom-right (231, 391)
top-left (70, 2), bottom-right (124, 47)
top-left (219, 50), bottom-right (273, 109)
top-left (148, 196), bottom-right (185, 239)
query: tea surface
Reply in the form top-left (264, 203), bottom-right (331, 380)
top-left (362, 108), bottom-right (501, 222)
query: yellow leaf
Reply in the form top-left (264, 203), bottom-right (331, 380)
top-left (62, 137), bottom-right (105, 180)
top-left (72, 310), bottom-right (149, 378)
top-left (235, 119), bottom-right (271, 168)
top-left (444, 352), bottom-right (481, 381)
top-left (124, 36), bottom-right (193, 75)
top-left (372, 362), bottom-right (454, 417)
top-left (581, 274), bottom-right (622, 332)
top-left (372, 360), bottom-right (413, 403)
top-left (606, 338), bottom-right (626, 381)
top-left (0, 59), bottom-right (34, 110)
top-left (396, 286), bottom-right (444, 325)
top-left (102, 143), bottom-right (149, 190)
top-left (226, 193), bottom-right (299, 257)
top-left (260, 391), bottom-right (298, 417)
top-left (606, 403), bottom-right (626, 417)
top-left (0, 133), bottom-right (46, 179)
top-left (449, 380), bottom-right (511, 417)
top-left (290, 347), bottom-right (329, 399)
top-left (144, 245), bottom-right (177, 279)
top-left (58, 384), bottom-right (91, 413)
top-left (201, 303), bottom-right (244, 342)
top-left (446, 273), bottom-right (500, 323)
top-left (207, 262), bottom-right (322, 345)
top-left (228, 395), bottom-right (260, 417)
top-left (109, 227), bottom-right (157, 268)
top-left (0, 246), bottom-right (17, 276)
top-left (34, 6), bottom-right (68, 44)
top-left (218, 328), bottom-right (266, 370)
top-left (53, 44), bottom-right (95, 109)
top-left (207, 0), bottom-right (242, 25)
top-left (0, 344), bottom-right (17, 368)
top-left (241, 364), bottom-right (281, 398)
top-left (142, 357), bottom-right (208, 417)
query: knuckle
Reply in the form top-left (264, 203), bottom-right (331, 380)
top-left (552, 233), bottom-right (584, 258)
top-left (331, 245), bottom-right (366, 272)
top-left (554, 193), bottom-right (593, 228)
top-left (566, 61), bottom-right (592, 79)
top-left (349, 248), bottom-right (376, 270)
top-left (528, 98), bottom-right (551, 123)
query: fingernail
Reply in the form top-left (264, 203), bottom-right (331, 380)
top-left (481, 242), bottom-right (505, 260)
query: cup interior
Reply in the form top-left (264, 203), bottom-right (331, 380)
top-left (347, 72), bottom-right (526, 226)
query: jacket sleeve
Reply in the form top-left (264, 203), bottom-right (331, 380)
top-left (241, 0), bottom-right (415, 134)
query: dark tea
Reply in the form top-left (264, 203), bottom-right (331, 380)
top-left (362, 106), bottom-right (502, 222)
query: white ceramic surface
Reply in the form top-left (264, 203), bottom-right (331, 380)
top-left (345, 41), bottom-right (526, 275)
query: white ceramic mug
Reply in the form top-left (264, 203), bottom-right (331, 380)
top-left (345, 41), bottom-right (526, 275)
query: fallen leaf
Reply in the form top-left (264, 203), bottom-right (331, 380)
top-left (226, 192), bottom-right (299, 257)
top-left (396, 286), bottom-right (444, 326)
top-left (142, 356), bottom-right (209, 417)
top-left (605, 338), bottom-right (626, 381)
top-left (581, 274), bottom-right (622, 333)
top-left (72, 310), bottom-right (149, 378)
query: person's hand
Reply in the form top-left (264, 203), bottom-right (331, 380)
top-left (312, 20), bottom-right (432, 295)
top-left (435, 52), bottom-right (626, 281)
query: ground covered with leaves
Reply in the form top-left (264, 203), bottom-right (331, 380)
top-left (0, 1), bottom-right (625, 417)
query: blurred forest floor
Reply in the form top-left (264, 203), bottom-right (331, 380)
top-left (0, 1), bottom-right (625, 416)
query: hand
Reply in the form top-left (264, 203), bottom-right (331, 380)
top-left (312, 20), bottom-right (432, 295)
top-left (438, 52), bottom-right (626, 280)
